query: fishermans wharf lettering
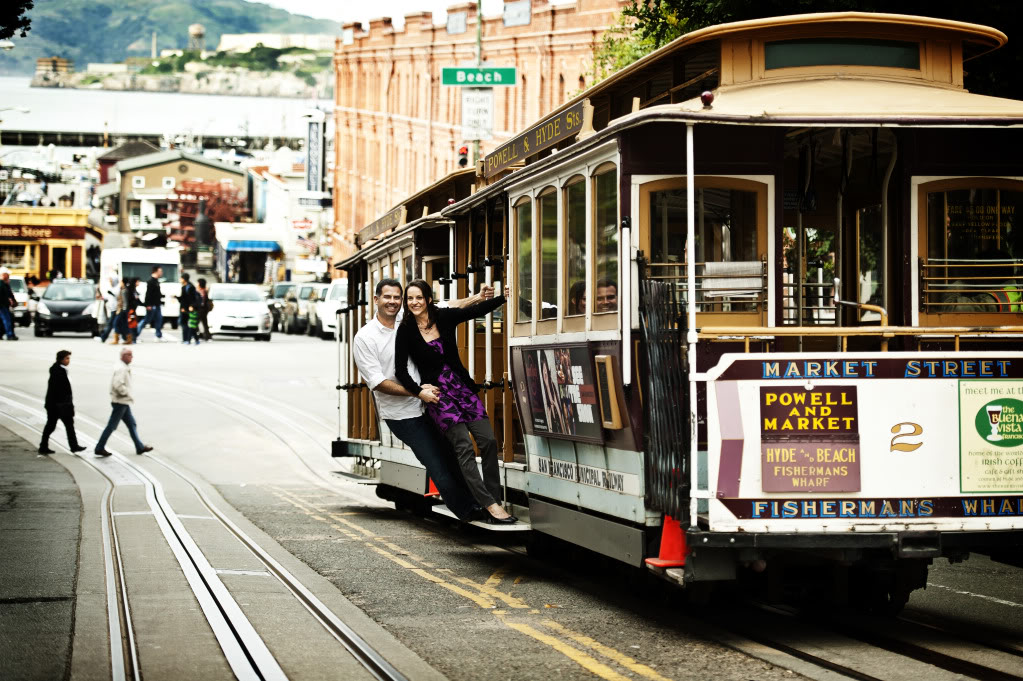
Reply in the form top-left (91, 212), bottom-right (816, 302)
top-left (483, 100), bottom-right (586, 178)
top-left (719, 495), bottom-right (1023, 520)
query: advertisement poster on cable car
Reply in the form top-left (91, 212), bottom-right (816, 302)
top-left (519, 345), bottom-right (603, 443)
top-left (705, 353), bottom-right (1023, 533)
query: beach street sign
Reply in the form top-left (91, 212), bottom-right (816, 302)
top-left (442, 67), bottom-right (517, 86)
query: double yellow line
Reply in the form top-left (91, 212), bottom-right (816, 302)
top-left (270, 486), bottom-right (672, 681)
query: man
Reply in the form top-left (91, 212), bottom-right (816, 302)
top-left (137, 265), bottom-right (165, 341)
top-left (177, 273), bottom-right (200, 344)
top-left (94, 348), bottom-right (153, 457)
top-left (39, 350), bottom-right (87, 455)
top-left (0, 267), bottom-right (17, 341)
top-left (595, 279), bottom-right (618, 313)
top-left (353, 278), bottom-right (486, 522)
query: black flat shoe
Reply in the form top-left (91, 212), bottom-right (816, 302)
top-left (38, 447), bottom-right (55, 455)
top-left (70, 446), bottom-right (86, 453)
top-left (486, 514), bottom-right (518, 525)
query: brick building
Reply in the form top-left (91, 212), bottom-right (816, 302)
top-left (331, 0), bottom-right (626, 264)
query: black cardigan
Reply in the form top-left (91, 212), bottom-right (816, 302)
top-left (394, 296), bottom-right (505, 397)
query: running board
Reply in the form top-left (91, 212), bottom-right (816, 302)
top-left (431, 505), bottom-right (531, 532)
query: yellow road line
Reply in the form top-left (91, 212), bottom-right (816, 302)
top-left (486, 564), bottom-right (510, 588)
top-left (451, 575), bottom-right (530, 609)
top-left (409, 569), bottom-right (496, 609)
top-left (541, 620), bottom-right (674, 681)
top-left (495, 614), bottom-right (632, 681)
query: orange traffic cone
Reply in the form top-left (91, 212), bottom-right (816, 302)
top-left (644, 515), bottom-right (688, 568)
top-left (424, 478), bottom-right (441, 498)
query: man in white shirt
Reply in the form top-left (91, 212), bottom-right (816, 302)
top-left (353, 277), bottom-right (484, 521)
top-left (94, 348), bottom-right (154, 457)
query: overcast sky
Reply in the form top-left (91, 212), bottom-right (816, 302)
top-left (248, 0), bottom-right (574, 29)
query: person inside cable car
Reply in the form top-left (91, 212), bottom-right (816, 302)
top-left (394, 280), bottom-right (518, 524)
top-left (595, 279), bottom-right (618, 312)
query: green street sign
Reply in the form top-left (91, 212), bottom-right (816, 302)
top-left (442, 67), bottom-right (517, 86)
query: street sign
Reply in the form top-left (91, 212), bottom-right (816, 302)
top-left (461, 88), bottom-right (494, 141)
top-left (442, 67), bottom-right (517, 86)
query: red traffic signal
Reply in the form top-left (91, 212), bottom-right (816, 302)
top-left (458, 145), bottom-right (469, 167)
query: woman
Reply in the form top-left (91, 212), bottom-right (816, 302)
top-left (197, 278), bottom-right (213, 341)
top-left (120, 278), bottom-right (140, 344)
top-left (394, 280), bottom-right (515, 524)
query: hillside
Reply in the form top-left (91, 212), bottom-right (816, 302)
top-left (0, 0), bottom-right (340, 75)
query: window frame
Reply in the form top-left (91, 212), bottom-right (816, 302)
top-left (561, 174), bottom-right (587, 333)
top-left (591, 162), bottom-right (620, 332)
top-left (131, 175), bottom-right (145, 189)
top-left (512, 195), bottom-right (534, 330)
top-left (536, 185), bottom-right (559, 333)
top-left (914, 176), bottom-right (1023, 327)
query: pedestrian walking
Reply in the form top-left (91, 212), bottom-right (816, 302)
top-left (120, 278), bottom-right (140, 344)
top-left (97, 277), bottom-right (124, 344)
top-left (197, 278), bottom-right (213, 341)
top-left (39, 350), bottom-right (87, 455)
top-left (136, 266), bottom-right (166, 341)
top-left (0, 266), bottom-right (18, 341)
top-left (94, 348), bottom-right (153, 457)
top-left (176, 273), bottom-right (200, 344)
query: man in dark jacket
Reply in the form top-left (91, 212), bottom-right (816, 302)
top-left (39, 350), bottom-right (87, 455)
top-left (136, 265), bottom-right (165, 341)
top-left (0, 267), bottom-right (17, 341)
top-left (177, 273), bottom-right (199, 344)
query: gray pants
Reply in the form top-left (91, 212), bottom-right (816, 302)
top-left (444, 419), bottom-right (501, 507)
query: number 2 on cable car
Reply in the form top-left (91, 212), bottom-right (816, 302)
top-left (890, 422), bottom-right (924, 452)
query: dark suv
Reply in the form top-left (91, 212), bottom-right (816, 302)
top-left (34, 279), bottom-right (99, 336)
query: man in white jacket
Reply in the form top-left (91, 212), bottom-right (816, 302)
top-left (94, 348), bottom-right (154, 457)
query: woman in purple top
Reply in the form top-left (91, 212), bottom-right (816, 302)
top-left (394, 279), bottom-right (516, 524)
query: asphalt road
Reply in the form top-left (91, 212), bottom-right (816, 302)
top-left (2, 326), bottom-right (1022, 680)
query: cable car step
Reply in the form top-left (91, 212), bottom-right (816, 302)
top-left (432, 505), bottom-right (532, 531)
top-left (331, 470), bottom-right (379, 485)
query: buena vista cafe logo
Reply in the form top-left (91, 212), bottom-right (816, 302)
top-left (976, 399), bottom-right (1023, 446)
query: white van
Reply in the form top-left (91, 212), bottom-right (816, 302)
top-left (316, 278), bottom-right (348, 340)
top-left (99, 248), bottom-right (182, 326)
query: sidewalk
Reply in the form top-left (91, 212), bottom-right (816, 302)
top-left (0, 424), bottom-right (81, 680)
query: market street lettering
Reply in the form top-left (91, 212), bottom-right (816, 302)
top-left (757, 359), bottom-right (1012, 379)
top-left (904, 360), bottom-right (1012, 378)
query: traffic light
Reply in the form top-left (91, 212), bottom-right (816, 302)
top-left (458, 145), bottom-right (469, 167)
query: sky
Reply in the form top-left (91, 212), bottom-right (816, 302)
top-left (249, 0), bottom-right (574, 30)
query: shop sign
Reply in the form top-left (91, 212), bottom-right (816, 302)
top-left (960, 381), bottom-right (1023, 492)
top-left (0, 225), bottom-right (84, 240)
top-left (483, 100), bottom-right (586, 178)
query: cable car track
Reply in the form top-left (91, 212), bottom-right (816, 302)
top-left (0, 393), bottom-right (408, 681)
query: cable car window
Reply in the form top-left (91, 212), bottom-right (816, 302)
top-left (564, 177), bottom-right (586, 316)
top-left (594, 166), bottom-right (618, 313)
top-left (765, 38), bottom-right (920, 70)
top-left (857, 205), bottom-right (883, 321)
top-left (539, 189), bottom-right (558, 319)
top-left (924, 187), bottom-right (1023, 314)
top-left (515, 199), bottom-right (532, 323)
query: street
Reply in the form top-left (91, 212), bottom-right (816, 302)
top-left (2, 330), bottom-right (1023, 680)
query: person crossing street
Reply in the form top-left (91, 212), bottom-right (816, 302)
top-left (39, 350), bottom-right (87, 455)
top-left (94, 348), bottom-right (153, 457)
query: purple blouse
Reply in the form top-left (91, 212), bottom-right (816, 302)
top-left (424, 338), bottom-right (486, 432)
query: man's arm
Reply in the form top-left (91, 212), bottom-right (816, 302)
top-left (373, 379), bottom-right (414, 397)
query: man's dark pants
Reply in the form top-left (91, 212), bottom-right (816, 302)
top-left (385, 415), bottom-right (478, 520)
top-left (40, 404), bottom-right (80, 450)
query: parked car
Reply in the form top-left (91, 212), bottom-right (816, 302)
top-left (267, 282), bottom-right (296, 332)
top-left (207, 284), bottom-right (272, 341)
top-left (34, 279), bottom-right (99, 337)
top-left (305, 284), bottom-right (330, 337)
top-left (282, 282), bottom-right (327, 334)
top-left (8, 275), bottom-right (33, 327)
top-left (316, 279), bottom-right (348, 340)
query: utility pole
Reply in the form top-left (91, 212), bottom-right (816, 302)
top-left (473, 0), bottom-right (482, 165)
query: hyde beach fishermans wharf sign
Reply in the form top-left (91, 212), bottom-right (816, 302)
top-left (483, 100), bottom-right (588, 178)
top-left (759, 385), bottom-right (861, 492)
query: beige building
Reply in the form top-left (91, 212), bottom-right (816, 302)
top-left (104, 151), bottom-right (245, 237)
top-left (331, 0), bottom-right (625, 263)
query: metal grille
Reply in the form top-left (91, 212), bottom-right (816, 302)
top-left (639, 276), bottom-right (690, 522)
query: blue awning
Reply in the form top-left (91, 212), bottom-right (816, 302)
top-left (225, 240), bottom-right (280, 252)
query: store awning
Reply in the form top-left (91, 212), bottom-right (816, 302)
top-left (225, 240), bottom-right (280, 252)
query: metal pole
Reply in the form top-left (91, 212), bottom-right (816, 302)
top-left (473, 0), bottom-right (482, 164)
top-left (686, 123), bottom-right (699, 529)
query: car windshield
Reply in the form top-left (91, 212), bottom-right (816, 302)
top-left (42, 283), bottom-right (95, 301)
top-left (123, 262), bottom-right (179, 283)
top-left (210, 287), bottom-right (263, 302)
top-left (272, 283), bottom-right (295, 298)
top-left (328, 284), bottom-right (347, 300)
top-left (8, 278), bottom-right (26, 293)
top-left (298, 285), bottom-right (314, 299)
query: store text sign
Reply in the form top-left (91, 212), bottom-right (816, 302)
top-left (760, 386), bottom-right (861, 492)
top-left (0, 225), bottom-right (84, 240)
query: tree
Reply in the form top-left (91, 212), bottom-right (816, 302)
top-left (1, 0), bottom-right (32, 41)
top-left (599, 1), bottom-right (1023, 99)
